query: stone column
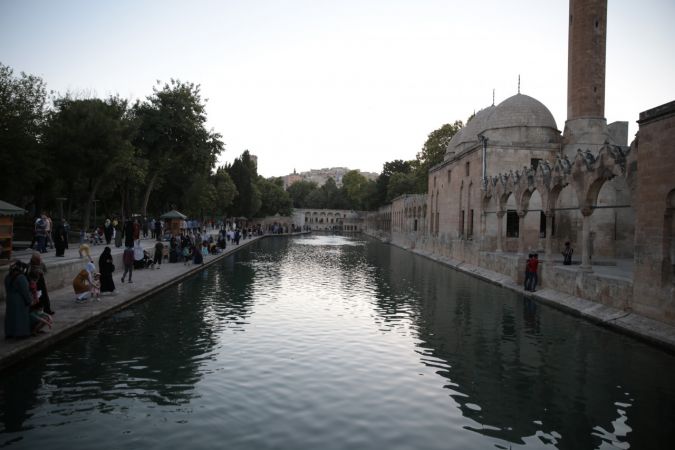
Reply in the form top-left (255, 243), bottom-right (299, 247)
top-left (545, 211), bottom-right (553, 257)
top-left (496, 211), bottom-right (505, 252)
top-left (580, 207), bottom-right (593, 271)
top-left (518, 211), bottom-right (526, 254)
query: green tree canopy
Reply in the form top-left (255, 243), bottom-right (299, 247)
top-left (227, 150), bottom-right (260, 218)
top-left (341, 170), bottom-right (369, 210)
top-left (134, 79), bottom-right (223, 216)
top-left (44, 95), bottom-right (137, 229)
top-left (257, 176), bottom-right (292, 217)
top-left (413, 120), bottom-right (463, 191)
top-left (287, 180), bottom-right (318, 208)
top-left (210, 166), bottom-right (238, 217)
top-left (386, 172), bottom-right (418, 202)
top-left (0, 63), bottom-right (49, 207)
top-left (373, 160), bottom-right (412, 208)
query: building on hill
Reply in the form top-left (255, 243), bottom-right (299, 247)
top-left (282, 167), bottom-right (378, 189)
top-left (364, 0), bottom-right (675, 328)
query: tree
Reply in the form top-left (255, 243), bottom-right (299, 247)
top-left (44, 95), bottom-right (137, 230)
top-left (134, 79), bottom-right (223, 216)
top-left (413, 121), bottom-right (463, 191)
top-left (341, 170), bottom-right (369, 210)
top-left (373, 160), bottom-right (412, 208)
top-left (386, 172), bottom-right (418, 202)
top-left (305, 188), bottom-right (326, 209)
top-left (210, 167), bottom-right (237, 218)
top-left (287, 180), bottom-right (318, 208)
top-left (227, 150), bottom-right (260, 218)
top-left (257, 176), bottom-right (292, 217)
top-left (0, 63), bottom-right (49, 206)
top-left (319, 177), bottom-right (349, 209)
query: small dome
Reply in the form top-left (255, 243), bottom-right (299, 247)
top-left (485, 93), bottom-right (557, 131)
top-left (446, 105), bottom-right (495, 153)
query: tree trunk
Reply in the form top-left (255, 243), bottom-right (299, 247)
top-left (120, 181), bottom-right (127, 223)
top-left (142, 172), bottom-right (159, 217)
top-left (83, 177), bottom-right (104, 231)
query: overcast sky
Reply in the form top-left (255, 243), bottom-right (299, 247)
top-left (2, 0), bottom-right (674, 177)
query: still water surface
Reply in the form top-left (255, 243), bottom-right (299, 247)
top-left (1, 235), bottom-right (674, 449)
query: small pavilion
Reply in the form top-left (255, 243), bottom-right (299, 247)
top-left (0, 200), bottom-right (27, 262)
top-left (160, 210), bottom-right (187, 237)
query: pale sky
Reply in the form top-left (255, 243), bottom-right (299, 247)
top-left (2, 0), bottom-right (674, 178)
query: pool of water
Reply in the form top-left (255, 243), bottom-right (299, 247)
top-left (1, 235), bottom-right (674, 449)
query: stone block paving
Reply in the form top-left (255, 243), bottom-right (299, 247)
top-left (0, 234), bottom-right (272, 372)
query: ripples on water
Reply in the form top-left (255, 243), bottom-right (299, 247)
top-left (1, 234), bottom-right (675, 449)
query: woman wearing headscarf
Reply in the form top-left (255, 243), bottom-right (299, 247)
top-left (28, 252), bottom-right (55, 315)
top-left (103, 218), bottom-right (113, 245)
top-left (4, 261), bottom-right (33, 338)
top-left (98, 247), bottom-right (116, 294)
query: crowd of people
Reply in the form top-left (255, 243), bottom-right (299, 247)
top-left (5, 216), bottom-right (306, 340)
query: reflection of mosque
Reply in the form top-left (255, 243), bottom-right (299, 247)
top-left (297, 209), bottom-right (365, 232)
top-left (365, 0), bottom-right (675, 329)
top-left (370, 241), bottom-right (675, 448)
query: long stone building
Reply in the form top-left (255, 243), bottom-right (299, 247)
top-left (365, 0), bottom-right (675, 327)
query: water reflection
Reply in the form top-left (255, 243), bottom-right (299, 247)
top-left (0, 235), bottom-right (674, 449)
top-left (375, 241), bottom-right (675, 449)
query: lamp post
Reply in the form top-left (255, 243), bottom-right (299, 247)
top-left (93, 199), bottom-right (100, 230)
top-left (55, 197), bottom-right (68, 220)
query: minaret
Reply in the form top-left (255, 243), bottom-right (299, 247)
top-left (563, 0), bottom-right (611, 153)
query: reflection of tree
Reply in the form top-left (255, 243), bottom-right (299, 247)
top-left (0, 364), bottom-right (42, 435)
top-left (370, 241), bottom-right (675, 449)
top-left (0, 251), bottom-right (263, 430)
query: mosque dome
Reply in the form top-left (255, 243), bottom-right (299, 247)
top-left (446, 105), bottom-right (496, 155)
top-left (485, 93), bottom-right (557, 131)
top-left (444, 93), bottom-right (560, 159)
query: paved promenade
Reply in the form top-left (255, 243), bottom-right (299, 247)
top-left (0, 233), bottom-right (274, 372)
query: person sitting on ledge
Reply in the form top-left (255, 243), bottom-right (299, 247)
top-left (4, 261), bottom-right (33, 339)
top-left (73, 266), bottom-right (92, 303)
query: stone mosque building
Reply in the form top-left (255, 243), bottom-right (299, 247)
top-left (365, 0), bottom-right (675, 327)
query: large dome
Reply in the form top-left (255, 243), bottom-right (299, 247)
top-left (444, 93), bottom-right (559, 159)
top-left (485, 93), bottom-right (557, 131)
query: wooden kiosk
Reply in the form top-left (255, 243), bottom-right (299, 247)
top-left (0, 200), bottom-right (27, 263)
top-left (160, 209), bottom-right (187, 237)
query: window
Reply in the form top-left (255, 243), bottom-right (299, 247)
top-left (531, 158), bottom-right (541, 171)
top-left (465, 162), bottom-right (470, 176)
top-left (433, 176), bottom-right (437, 187)
top-left (506, 210), bottom-right (519, 237)
top-left (447, 169), bottom-right (452, 184)
top-left (540, 211), bottom-right (546, 238)
top-left (460, 210), bottom-right (465, 236)
top-left (468, 209), bottom-right (474, 238)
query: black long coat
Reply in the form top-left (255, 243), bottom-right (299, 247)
top-left (98, 253), bottom-right (116, 293)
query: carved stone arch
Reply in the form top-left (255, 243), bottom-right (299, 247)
top-left (584, 177), bottom-right (610, 211)
top-left (547, 182), bottom-right (567, 213)
top-left (518, 187), bottom-right (535, 213)
top-left (498, 191), bottom-right (512, 212)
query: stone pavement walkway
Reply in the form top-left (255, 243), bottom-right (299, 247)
top-left (0, 233), bottom-right (286, 372)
